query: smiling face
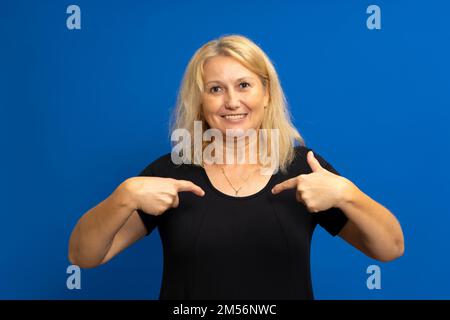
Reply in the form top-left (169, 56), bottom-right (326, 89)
top-left (201, 55), bottom-right (269, 136)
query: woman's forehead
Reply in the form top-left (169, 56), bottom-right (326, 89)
top-left (203, 56), bottom-right (257, 83)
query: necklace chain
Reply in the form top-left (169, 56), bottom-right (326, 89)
top-left (219, 166), bottom-right (259, 195)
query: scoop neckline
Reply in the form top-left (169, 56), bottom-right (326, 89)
top-left (199, 165), bottom-right (277, 200)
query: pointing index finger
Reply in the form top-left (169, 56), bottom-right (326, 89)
top-left (271, 177), bottom-right (298, 194)
top-left (175, 179), bottom-right (205, 197)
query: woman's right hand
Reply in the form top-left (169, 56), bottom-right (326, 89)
top-left (123, 177), bottom-right (205, 216)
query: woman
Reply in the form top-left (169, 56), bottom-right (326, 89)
top-left (68, 34), bottom-right (404, 300)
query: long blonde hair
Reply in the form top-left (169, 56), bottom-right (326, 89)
top-left (170, 34), bottom-right (305, 173)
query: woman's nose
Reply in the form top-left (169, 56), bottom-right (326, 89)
top-left (224, 90), bottom-right (240, 109)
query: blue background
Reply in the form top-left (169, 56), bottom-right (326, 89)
top-left (1, 0), bottom-right (449, 299)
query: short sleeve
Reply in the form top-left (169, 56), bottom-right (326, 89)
top-left (136, 164), bottom-right (160, 236)
top-left (309, 149), bottom-right (349, 237)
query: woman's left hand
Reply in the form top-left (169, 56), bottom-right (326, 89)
top-left (271, 151), bottom-right (353, 212)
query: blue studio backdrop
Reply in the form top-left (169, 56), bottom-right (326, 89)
top-left (1, 0), bottom-right (449, 299)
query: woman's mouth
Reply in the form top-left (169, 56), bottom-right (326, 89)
top-left (220, 113), bottom-right (248, 122)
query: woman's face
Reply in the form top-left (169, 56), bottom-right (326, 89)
top-left (201, 55), bottom-right (269, 135)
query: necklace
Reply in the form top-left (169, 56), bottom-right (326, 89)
top-left (219, 165), bottom-right (259, 196)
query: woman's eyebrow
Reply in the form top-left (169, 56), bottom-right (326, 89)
top-left (206, 77), bottom-right (255, 85)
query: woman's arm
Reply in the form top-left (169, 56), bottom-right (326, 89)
top-left (68, 180), bottom-right (146, 269)
top-left (336, 182), bottom-right (404, 262)
top-left (272, 150), bottom-right (404, 262)
top-left (68, 176), bottom-right (205, 268)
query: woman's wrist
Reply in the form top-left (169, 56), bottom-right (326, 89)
top-left (335, 177), bottom-right (358, 211)
top-left (114, 178), bottom-right (140, 213)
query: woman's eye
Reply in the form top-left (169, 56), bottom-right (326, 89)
top-left (240, 82), bottom-right (251, 89)
top-left (210, 86), bottom-right (222, 93)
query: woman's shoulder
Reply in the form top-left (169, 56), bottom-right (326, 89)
top-left (289, 144), bottom-right (339, 175)
top-left (138, 151), bottom-right (197, 177)
top-left (137, 152), bottom-right (175, 177)
top-left (291, 144), bottom-right (315, 166)
top-left (293, 144), bottom-right (311, 157)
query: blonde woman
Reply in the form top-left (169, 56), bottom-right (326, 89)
top-left (68, 34), bottom-right (404, 300)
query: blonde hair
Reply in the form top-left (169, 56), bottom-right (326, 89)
top-left (170, 34), bottom-right (305, 173)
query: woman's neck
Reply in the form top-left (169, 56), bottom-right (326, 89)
top-left (202, 133), bottom-right (257, 167)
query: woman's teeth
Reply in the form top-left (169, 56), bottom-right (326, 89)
top-left (222, 114), bottom-right (247, 120)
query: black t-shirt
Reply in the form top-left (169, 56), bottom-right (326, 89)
top-left (137, 145), bottom-right (348, 300)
